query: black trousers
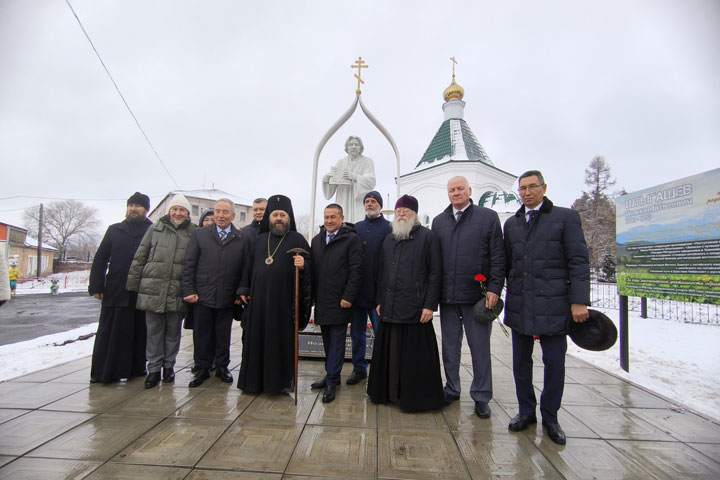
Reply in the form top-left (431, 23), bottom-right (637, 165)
top-left (512, 330), bottom-right (567, 424)
top-left (321, 324), bottom-right (347, 386)
top-left (194, 304), bottom-right (233, 369)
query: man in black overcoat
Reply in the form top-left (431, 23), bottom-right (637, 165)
top-left (310, 203), bottom-right (363, 403)
top-left (503, 170), bottom-right (590, 445)
top-left (182, 198), bottom-right (251, 387)
top-left (89, 192), bottom-right (152, 383)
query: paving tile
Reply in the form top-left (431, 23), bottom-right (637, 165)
top-left (83, 463), bottom-right (190, 479)
top-left (443, 400), bottom-right (510, 433)
top-left (590, 384), bottom-right (675, 408)
top-left (106, 385), bottom-right (199, 416)
top-left (560, 383), bottom-right (618, 407)
top-left (688, 443), bottom-right (720, 463)
top-left (187, 470), bottom-right (281, 479)
top-left (307, 391), bottom-right (377, 427)
top-left (629, 408), bottom-right (720, 443)
top-left (490, 380), bottom-right (525, 403)
top-left (49, 368), bottom-right (98, 384)
top-left (378, 428), bottom-right (470, 479)
top-left (0, 457), bottom-right (12, 469)
top-left (0, 409), bottom-right (29, 426)
top-left (238, 393), bottom-right (315, 424)
top-left (519, 406), bottom-right (600, 440)
top-left (0, 382), bottom-right (34, 396)
top-left (286, 425), bottom-right (377, 478)
top-left (8, 363), bottom-right (86, 383)
top-left (27, 413), bottom-right (162, 461)
top-left (113, 417), bottom-right (231, 467)
top-left (173, 388), bottom-right (254, 420)
top-left (0, 383), bottom-right (85, 409)
top-left (564, 406), bottom-right (674, 441)
top-left (0, 457), bottom-right (100, 479)
top-left (0, 410), bottom-right (94, 456)
top-left (455, 430), bottom-right (563, 479)
top-left (40, 383), bottom-right (143, 413)
top-left (197, 419), bottom-right (304, 472)
top-left (537, 437), bottom-right (653, 479)
top-left (565, 368), bottom-right (628, 385)
top-left (377, 404), bottom-right (448, 431)
top-left (610, 439), bottom-right (720, 479)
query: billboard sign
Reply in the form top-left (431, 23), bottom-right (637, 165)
top-left (616, 168), bottom-right (720, 304)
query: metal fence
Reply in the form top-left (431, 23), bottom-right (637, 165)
top-left (591, 281), bottom-right (719, 325)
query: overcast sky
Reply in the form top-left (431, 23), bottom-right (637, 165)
top-left (1, 0), bottom-right (718, 234)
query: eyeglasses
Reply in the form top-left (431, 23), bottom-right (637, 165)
top-left (518, 184), bottom-right (544, 193)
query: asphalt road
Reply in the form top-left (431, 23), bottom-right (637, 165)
top-left (0, 292), bottom-right (101, 346)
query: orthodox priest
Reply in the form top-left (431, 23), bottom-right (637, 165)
top-left (237, 194), bottom-right (312, 394)
top-left (89, 192), bottom-right (152, 383)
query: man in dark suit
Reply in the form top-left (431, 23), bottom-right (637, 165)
top-left (310, 204), bottom-right (363, 403)
top-left (503, 170), bottom-right (590, 445)
top-left (182, 198), bottom-right (251, 387)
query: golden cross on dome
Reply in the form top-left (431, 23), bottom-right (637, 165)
top-left (450, 56), bottom-right (458, 80)
top-left (351, 56), bottom-right (368, 94)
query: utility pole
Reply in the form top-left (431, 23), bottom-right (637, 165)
top-left (37, 203), bottom-right (43, 279)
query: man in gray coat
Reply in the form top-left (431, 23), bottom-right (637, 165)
top-left (503, 170), bottom-right (590, 445)
top-left (432, 176), bottom-right (505, 419)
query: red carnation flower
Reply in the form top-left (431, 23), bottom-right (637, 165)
top-left (474, 274), bottom-right (487, 282)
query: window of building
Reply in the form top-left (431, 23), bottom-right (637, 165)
top-left (192, 205), bottom-right (199, 215)
top-left (240, 212), bottom-right (246, 222)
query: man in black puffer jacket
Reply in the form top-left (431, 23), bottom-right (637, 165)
top-left (503, 170), bottom-right (590, 445)
top-left (432, 176), bottom-right (505, 419)
top-left (310, 203), bottom-right (363, 403)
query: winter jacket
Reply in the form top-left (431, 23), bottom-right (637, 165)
top-left (89, 218), bottom-right (152, 307)
top-left (431, 200), bottom-right (505, 304)
top-left (503, 197), bottom-right (590, 336)
top-left (126, 215), bottom-right (197, 313)
top-left (182, 225), bottom-right (251, 309)
top-left (8, 266), bottom-right (19, 282)
top-left (310, 224), bottom-right (364, 326)
top-left (376, 224), bottom-right (441, 324)
top-left (353, 214), bottom-right (392, 309)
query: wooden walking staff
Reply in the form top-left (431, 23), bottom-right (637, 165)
top-left (287, 247), bottom-right (308, 405)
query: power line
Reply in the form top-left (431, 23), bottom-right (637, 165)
top-left (64, 0), bottom-right (181, 189)
top-left (0, 195), bottom-right (164, 201)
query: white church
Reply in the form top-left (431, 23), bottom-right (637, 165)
top-left (397, 73), bottom-right (522, 225)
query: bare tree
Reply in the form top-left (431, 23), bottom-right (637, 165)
top-left (23, 200), bottom-right (101, 261)
top-left (295, 213), bottom-right (315, 242)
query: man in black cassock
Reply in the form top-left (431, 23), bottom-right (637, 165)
top-left (237, 195), bottom-right (312, 394)
top-left (89, 192), bottom-right (152, 383)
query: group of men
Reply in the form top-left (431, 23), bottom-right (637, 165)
top-left (89, 168), bottom-right (589, 446)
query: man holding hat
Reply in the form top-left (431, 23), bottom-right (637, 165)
top-left (347, 191), bottom-right (391, 385)
top-left (504, 170), bottom-right (590, 445)
top-left (89, 192), bottom-right (153, 384)
top-left (127, 194), bottom-right (196, 388)
top-left (368, 195), bottom-right (444, 412)
top-left (237, 194), bottom-right (312, 395)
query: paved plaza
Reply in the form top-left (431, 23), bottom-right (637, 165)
top-left (0, 322), bottom-right (719, 479)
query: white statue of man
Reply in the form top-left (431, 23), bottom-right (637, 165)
top-left (322, 136), bottom-right (376, 223)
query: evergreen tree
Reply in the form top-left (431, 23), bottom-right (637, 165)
top-left (598, 245), bottom-right (617, 282)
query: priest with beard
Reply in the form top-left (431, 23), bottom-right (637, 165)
top-left (237, 194), bottom-right (312, 394)
top-left (367, 194), bottom-right (445, 412)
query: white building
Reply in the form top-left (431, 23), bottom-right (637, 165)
top-left (398, 74), bottom-right (521, 225)
top-left (149, 189), bottom-right (252, 229)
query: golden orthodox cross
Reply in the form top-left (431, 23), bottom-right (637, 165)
top-left (351, 56), bottom-right (368, 94)
top-left (450, 56), bottom-right (457, 80)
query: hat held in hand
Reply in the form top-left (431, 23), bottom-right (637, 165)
top-left (569, 309), bottom-right (617, 351)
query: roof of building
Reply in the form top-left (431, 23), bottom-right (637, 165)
top-left (415, 118), bottom-right (494, 170)
top-left (23, 235), bottom-right (57, 251)
top-left (149, 189), bottom-right (251, 217)
top-left (0, 222), bottom-right (28, 232)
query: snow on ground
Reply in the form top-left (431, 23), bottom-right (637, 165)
top-left (568, 307), bottom-right (720, 422)
top-left (15, 269), bottom-right (90, 295)
top-left (0, 323), bottom-right (97, 382)
top-left (0, 301), bottom-right (718, 422)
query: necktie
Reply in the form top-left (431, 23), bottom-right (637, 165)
top-left (219, 230), bottom-right (227, 241)
top-left (327, 233), bottom-right (335, 244)
top-left (527, 210), bottom-right (538, 228)
top-left (455, 211), bottom-right (462, 222)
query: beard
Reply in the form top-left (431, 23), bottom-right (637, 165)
top-left (365, 209), bottom-right (380, 219)
top-left (126, 211), bottom-right (147, 223)
top-left (392, 214), bottom-right (418, 240)
top-left (270, 220), bottom-right (290, 236)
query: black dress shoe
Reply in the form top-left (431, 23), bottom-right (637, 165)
top-left (89, 377), bottom-right (101, 384)
top-left (209, 365), bottom-right (216, 372)
top-left (322, 384), bottom-right (336, 403)
top-left (346, 371), bottom-right (367, 385)
top-left (508, 413), bottom-right (537, 432)
top-left (215, 367), bottom-right (233, 383)
top-left (474, 401), bottom-right (491, 418)
top-left (190, 365), bottom-right (199, 374)
top-left (444, 392), bottom-right (460, 405)
top-left (162, 368), bottom-right (175, 384)
top-left (189, 369), bottom-right (210, 388)
top-left (144, 372), bottom-right (161, 389)
top-left (311, 379), bottom-right (326, 389)
top-left (543, 421), bottom-right (566, 445)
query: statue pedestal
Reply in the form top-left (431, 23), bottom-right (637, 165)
top-left (298, 322), bottom-right (374, 360)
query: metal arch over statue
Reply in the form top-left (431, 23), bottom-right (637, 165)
top-left (310, 57), bottom-right (401, 229)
